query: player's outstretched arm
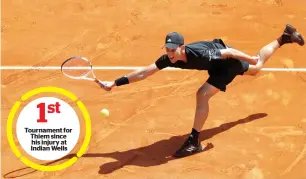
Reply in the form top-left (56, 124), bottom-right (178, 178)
top-left (100, 63), bottom-right (160, 91)
top-left (219, 48), bottom-right (259, 65)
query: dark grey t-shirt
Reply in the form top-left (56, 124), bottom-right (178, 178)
top-left (155, 40), bottom-right (226, 70)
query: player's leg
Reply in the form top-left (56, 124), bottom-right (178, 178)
top-left (243, 39), bottom-right (280, 76)
top-left (192, 83), bottom-right (220, 132)
top-left (244, 24), bottom-right (304, 76)
top-left (173, 82), bottom-right (220, 158)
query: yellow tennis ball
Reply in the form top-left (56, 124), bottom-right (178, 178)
top-left (100, 108), bottom-right (110, 117)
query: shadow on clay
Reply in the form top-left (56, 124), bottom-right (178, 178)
top-left (3, 113), bottom-right (267, 177)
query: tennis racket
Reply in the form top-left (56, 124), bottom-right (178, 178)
top-left (61, 56), bottom-right (105, 87)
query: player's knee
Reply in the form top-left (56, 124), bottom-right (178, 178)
top-left (247, 64), bottom-right (262, 76)
top-left (250, 69), bottom-right (260, 76)
top-left (253, 65), bottom-right (263, 75)
top-left (196, 88), bottom-right (213, 101)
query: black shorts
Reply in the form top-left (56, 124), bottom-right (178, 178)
top-left (207, 58), bottom-right (249, 92)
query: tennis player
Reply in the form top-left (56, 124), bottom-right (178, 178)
top-left (100, 24), bottom-right (304, 158)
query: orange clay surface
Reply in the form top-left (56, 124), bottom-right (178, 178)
top-left (2, 0), bottom-right (306, 179)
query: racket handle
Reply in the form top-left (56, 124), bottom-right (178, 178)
top-left (94, 79), bottom-right (105, 87)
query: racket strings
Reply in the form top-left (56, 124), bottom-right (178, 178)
top-left (61, 57), bottom-right (92, 78)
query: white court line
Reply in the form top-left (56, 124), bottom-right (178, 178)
top-left (1, 66), bottom-right (306, 72)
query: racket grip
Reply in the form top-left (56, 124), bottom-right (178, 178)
top-left (95, 79), bottom-right (105, 87)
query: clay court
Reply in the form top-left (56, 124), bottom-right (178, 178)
top-left (2, 0), bottom-right (306, 178)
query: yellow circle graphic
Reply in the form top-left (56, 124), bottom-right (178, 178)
top-left (6, 86), bottom-right (91, 172)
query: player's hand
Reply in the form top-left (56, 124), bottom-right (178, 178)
top-left (250, 55), bottom-right (260, 65)
top-left (98, 81), bottom-right (116, 91)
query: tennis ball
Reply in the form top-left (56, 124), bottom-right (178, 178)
top-left (100, 108), bottom-right (110, 117)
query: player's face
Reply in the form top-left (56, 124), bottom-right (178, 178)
top-left (165, 46), bottom-right (180, 63)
